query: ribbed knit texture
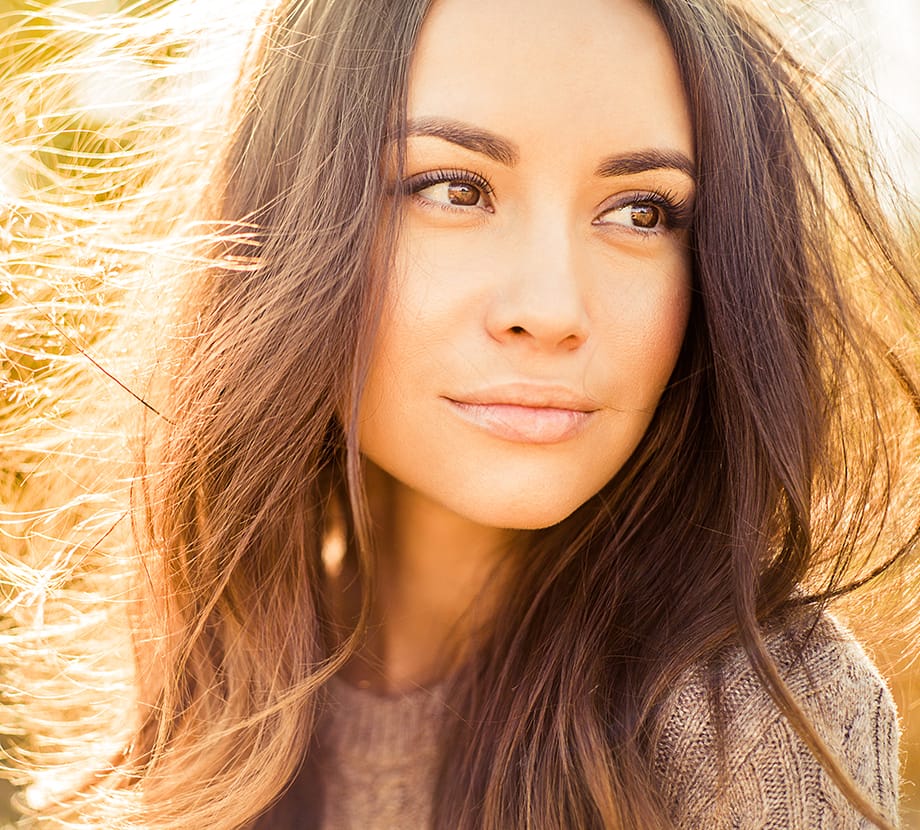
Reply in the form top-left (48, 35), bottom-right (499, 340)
top-left (653, 614), bottom-right (900, 829)
top-left (307, 614), bottom-right (899, 829)
top-left (315, 677), bottom-right (446, 829)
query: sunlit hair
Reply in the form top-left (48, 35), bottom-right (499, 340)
top-left (2, 0), bottom-right (918, 828)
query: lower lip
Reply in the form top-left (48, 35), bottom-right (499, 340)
top-left (446, 400), bottom-right (593, 444)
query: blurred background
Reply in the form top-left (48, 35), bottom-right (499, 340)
top-left (0, 0), bottom-right (918, 826)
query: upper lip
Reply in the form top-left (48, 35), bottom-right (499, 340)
top-left (445, 383), bottom-right (600, 412)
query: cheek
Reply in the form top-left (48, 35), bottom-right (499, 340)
top-left (355, 286), bottom-right (429, 463)
top-left (643, 272), bottom-right (692, 381)
top-left (586, 256), bottom-right (692, 406)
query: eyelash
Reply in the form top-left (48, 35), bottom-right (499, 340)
top-left (597, 188), bottom-right (694, 235)
top-left (404, 168), bottom-right (495, 210)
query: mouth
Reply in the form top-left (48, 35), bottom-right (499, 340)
top-left (444, 386), bottom-right (598, 444)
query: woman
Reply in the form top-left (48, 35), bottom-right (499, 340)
top-left (3, 0), bottom-right (918, 827)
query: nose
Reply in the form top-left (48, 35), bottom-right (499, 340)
top-left (484, 216), bottom-right (590, 351)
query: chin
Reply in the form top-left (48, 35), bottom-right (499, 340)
top-left (447, 487), bottom-right (591, 531)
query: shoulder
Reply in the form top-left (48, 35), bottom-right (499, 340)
top-left (653, 612), bottom-right (900, 829)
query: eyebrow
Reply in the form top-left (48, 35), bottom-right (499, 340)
top-left (595, 149), bottom-right (696, 180)
top-left (404, 116), bottom-right (695, 181)
top-left (406, 117), bottom-right (519, 166)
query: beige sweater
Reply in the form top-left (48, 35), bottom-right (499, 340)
top-left (307, 614), bottom-right (899, 829)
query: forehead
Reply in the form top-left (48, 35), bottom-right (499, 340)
top-left (408, 0), bottom-right (694, 160)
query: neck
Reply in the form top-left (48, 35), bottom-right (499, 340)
top-left (335, 464), bottom-right (516, 694)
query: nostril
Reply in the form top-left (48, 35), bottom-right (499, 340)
top-left (510, 325), bottom-right (526, 335)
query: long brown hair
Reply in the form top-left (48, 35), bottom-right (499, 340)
top-left (4, 0), bottom-right (919, 828)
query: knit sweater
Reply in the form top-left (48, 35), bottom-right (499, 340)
top-left (301, 614), bottom-right (899, 829)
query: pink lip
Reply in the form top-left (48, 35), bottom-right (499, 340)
top-left (445, 385), bottom-right (598, 444)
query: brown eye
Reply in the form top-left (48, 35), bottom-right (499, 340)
top-left (595, 197), bottom-right (674, 232)
top-left (447, 181), bottom-right (482, 206)
top-left (630, 204), bottom-right (661, 228)
top-left (410, 171), bottom-right (494, 211)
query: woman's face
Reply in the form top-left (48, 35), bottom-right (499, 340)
top-left (359, 0), bottom-right (695, 530)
